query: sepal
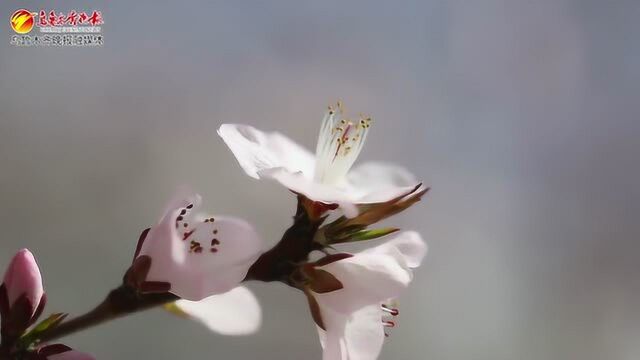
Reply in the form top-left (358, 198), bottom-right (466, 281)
top-left (318, 185), bottom-right (428, 245)
top-left (19, 312), bottom-right (68, 349)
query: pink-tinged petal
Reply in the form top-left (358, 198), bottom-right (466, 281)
top-left (139, 192), bottom-right (263, 301)
top-left (173, 286), bottom-right (261, 335)
top-left (361, 231), bottom-right (427, 269)
top-left (258, 168), bottom-right (359, 218)
top-left (345, 162), bottom-right (421, 203)
top-left (342, 304), bottom-right (386, 360)
top-left (160, 186), bottom-right (202, 219)
top-left (315, 305), bottom-right (349, 360)
top-left (47, 350), bottom-right (95, 360)
top-left (315, 302), bottom-right (384, 360)
top-left (314, 251), bottom-right (411, 314)
top-left (217, 124), bottom-right (315, 179)
top-left (3, 249), bottom-right (44, 313)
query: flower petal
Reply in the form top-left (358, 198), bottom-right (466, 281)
top-left (139, 193), bottom-right (263, 301)
top-left (315, 305), bottom-right (348, 360)
top-left (218, 124), bottom-right (315, 179)
top-left (314, 251), bottom-right (411, 314)
top-left (342, 304), bottom-right (385, 360)
top-left (361, 231), bottom-right (427, 269)
top-left (258, 168), bottom-right (358, 218)
top-left (315, 302), bottom-right (384, 360)
top-left (345, 162), bottom-right (421, 203)
top-left (172, 286), bottom-right (261, 336)
top-left (160, 186), bottom-right (202, 219)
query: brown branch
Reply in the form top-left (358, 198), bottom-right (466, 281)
top-left (36, 286), bottom-right (177, 344)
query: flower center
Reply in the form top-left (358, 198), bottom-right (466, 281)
top-left (174, 205), bottom-right (222, 255)
top-left (313, 101), bottom-right (372, 185)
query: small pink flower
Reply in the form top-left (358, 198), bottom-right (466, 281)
top-left (1, 249), bottom-right (46, 338)
top-left (306, 231), bottom-right (427, 360)
top-left (128, 190), bottom-right (263, 301)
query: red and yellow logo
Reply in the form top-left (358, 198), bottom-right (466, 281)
top-left (10, 9), bottom-right (34, 34)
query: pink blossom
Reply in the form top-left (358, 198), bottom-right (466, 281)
top-left (1, 249), bottom-right (45, 319)
top-left (130, 190), bottom-right (263, 301)
top-left (308, 231), bottom-right (427, 360)
top-left (218, 104), bottom-right (421, 218)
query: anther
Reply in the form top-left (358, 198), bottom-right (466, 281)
top-left (381, 305), bottom-right (399, 316)
top-left (183, 230), bottom-right (195, 241)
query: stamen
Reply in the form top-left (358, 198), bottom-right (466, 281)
top-left (183, 230), bottom-right (195, 240)
top-left (383, 321), bottom-right (395, 328)
top-left (313, 102), bottom-right (372, 184)
top-left (381, 304), bottom-right (399, 316)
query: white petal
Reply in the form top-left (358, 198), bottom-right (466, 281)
top-left (139, 193), bottom-right (263, 301)
top-left (173, 286), bottom-right (261, 336)
top-left (316, 302), bottom-right (384, 360)
top-left (217, 124), bottom-right (315, 179)
top-left (258, 168), bottom-right (359, 218)
top-left (343, 305), bottom-right (386, 360)
top-left (361, 231), bottom-right (427, 269)
top-left (315, 304), bottom-right (349, 360)
top-left (345, 162), bottom-right (421, 203)
top-left (315, 251), bottom-right (411, 314)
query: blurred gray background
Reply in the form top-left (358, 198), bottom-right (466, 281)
top-left (1, 0), bottom-right (639, 359)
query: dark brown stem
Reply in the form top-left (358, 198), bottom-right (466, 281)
top-left (37, 286), bottom-right (177, 344)
top-left (245, 198), bottom-right (323, 285)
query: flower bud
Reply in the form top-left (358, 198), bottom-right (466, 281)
top-left (1, 249), bottom-right (46, 342)
top-left (3, 249), bottom-right (44, 313)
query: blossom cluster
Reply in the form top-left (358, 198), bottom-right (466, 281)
top-left (0, 102), bottom-right (429, 359)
